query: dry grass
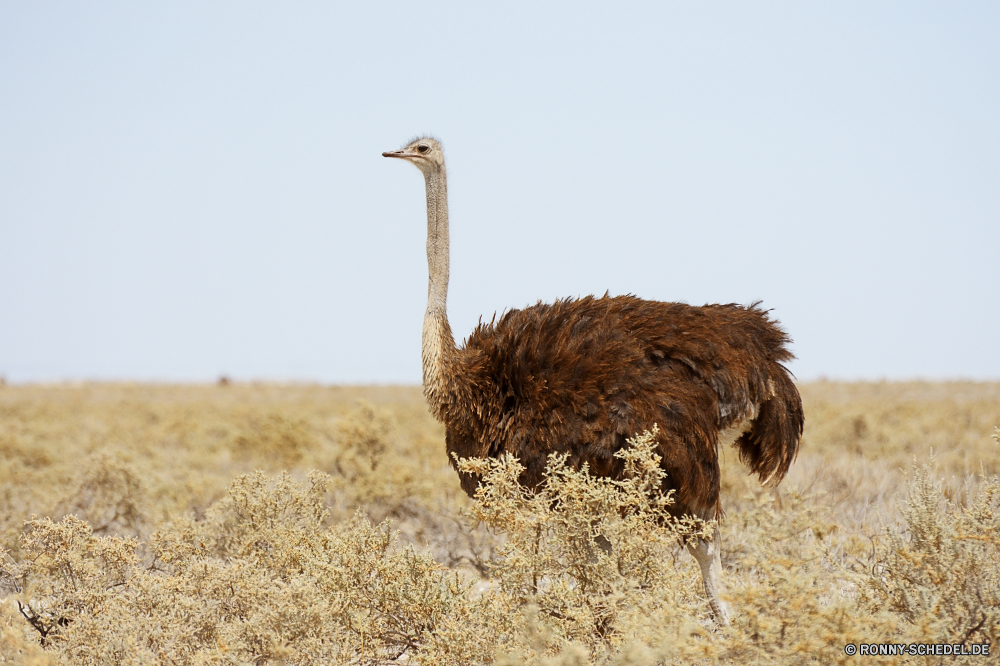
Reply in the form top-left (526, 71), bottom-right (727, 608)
top-left (0, 381), bottom-right (998, 664)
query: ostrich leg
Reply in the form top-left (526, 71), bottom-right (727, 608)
top-left (687, 524), bottom-right (730, 625)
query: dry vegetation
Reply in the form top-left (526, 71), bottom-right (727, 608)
top-left (1, 381), bottom-right (998, 664)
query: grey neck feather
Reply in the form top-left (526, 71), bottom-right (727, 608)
top-left (424, 166), bottom-right (449, 315)
top-left (421, 164), bottom-right (456, 413)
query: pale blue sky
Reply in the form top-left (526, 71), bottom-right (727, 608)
top-left (1, 2), bottom-right (998, 383)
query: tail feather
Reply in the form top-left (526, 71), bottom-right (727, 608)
top-left (735, 365), bottom-right (803, 486)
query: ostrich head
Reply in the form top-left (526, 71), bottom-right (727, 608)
top-left (382, 136), bottom-right (445, 174)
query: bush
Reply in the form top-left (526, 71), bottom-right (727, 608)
top-left (861, 462), bottom-right (1000, 646)
top-left (3, 470), bottom-right (503, 665)
top-left (456, 427), bottom-right (710, 661)
top-left (2, 419), bottom-right (999, 665)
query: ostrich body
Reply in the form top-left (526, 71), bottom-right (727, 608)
top-left (383, 137), bottom-right (803, 624)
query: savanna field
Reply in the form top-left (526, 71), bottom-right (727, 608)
top-left (1, 381), bottom-right (998, 665)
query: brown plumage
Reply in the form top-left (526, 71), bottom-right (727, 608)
top-left (383, 136), bottom-right (803, 624)
top-left (443, 295), bottom-right (802, 518)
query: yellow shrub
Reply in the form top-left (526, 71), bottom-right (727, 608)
top-left (0, 383), bottom-right (998, 665)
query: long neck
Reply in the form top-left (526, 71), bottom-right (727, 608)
top-left (421, 165), bottom-right (457, 417)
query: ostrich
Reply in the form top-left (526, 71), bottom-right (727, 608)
top-left (382, 136), bottom-right (803, 624)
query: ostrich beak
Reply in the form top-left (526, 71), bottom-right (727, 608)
top-left (382, 149), bottom-right (415, 159)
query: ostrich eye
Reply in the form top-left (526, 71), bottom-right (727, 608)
top-left (417, 144), bottom-right (430, 154)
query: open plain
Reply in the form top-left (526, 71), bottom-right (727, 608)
top-left (1, 381), bottom-right (998, 664)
